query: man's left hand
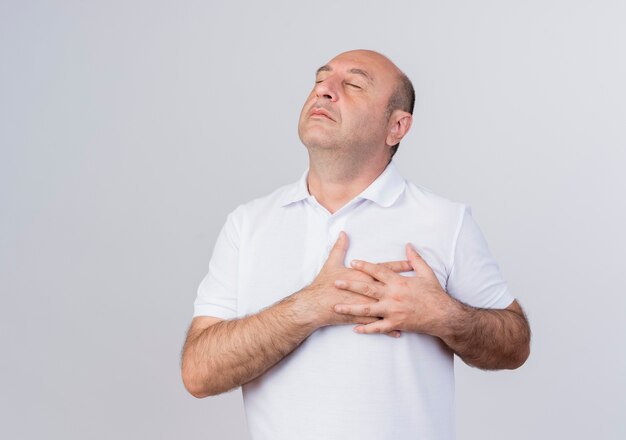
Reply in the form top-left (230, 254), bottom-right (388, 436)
top-left (333, 244), bottom-right (459, 337)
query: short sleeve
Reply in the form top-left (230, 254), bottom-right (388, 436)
top-left (446, 206), bottom-right (515, 309)
top-left (193, 207), bottom-right (242, 319)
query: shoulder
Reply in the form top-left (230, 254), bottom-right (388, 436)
top-left (402, 180), bottom-right (469, 222)
top-left (225, 178), bottom-right (303, 225)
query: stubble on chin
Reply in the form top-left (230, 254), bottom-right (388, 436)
top-left (302, 137), bottom-right (372, 183)
top-left (299, 120), bottom-right (340, 150)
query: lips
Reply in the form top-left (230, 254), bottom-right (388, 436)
top-left (310, 107), bottom-right (335, 121)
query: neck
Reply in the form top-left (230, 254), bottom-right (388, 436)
top-left (306, 150), bottom-right (390, 214)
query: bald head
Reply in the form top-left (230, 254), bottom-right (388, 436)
top-left (331, 50), bottom-right (400, 72)
top-left (329, 50), bottom-right (415, 157)
top-left (298, 49), bottom-right (414, 163)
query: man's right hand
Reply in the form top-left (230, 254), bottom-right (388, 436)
top-left (182, 231), bottom-right (410, 397)
top-left (294, 231), bottom-right (409, 337)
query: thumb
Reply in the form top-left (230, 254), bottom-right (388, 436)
top-left (325, 231), bottom-right (349, 268)
top-left (405, 243), bottom-right (426, 272)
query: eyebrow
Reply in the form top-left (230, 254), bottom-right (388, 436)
top-left (316, 65), bottom-right (332, 75)
top-left (315, 65), bottom-right (374, 82)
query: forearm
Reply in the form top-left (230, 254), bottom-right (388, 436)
top-left (438, 301), bottom-right (531, 370)
top-left (182, 293), bottom-right (317, 398)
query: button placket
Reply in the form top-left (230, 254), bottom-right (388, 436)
top-left (307, 197), bottom-right (353, 268)
top-left (306, 197), bottom-right (333, 272)
top-left (325, 213), bottom-right (348, 259)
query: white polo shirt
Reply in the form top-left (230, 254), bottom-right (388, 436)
top-left (194, 161), bottom-right (514, 440)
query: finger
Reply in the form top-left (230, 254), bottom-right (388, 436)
top-left (380, 260), bottom-right (413, 273)
top-left (353, 320), bottom-right (394, 335)
top-left (334, 302), bottom-right (384, 317)
top-left (386, 330), bottom-right (401, 338)
top-left (350, 260), bottom-right (396, 283)
top-left (334, 279), bottom-right (383, 299)
top-left (405, 243), bottom-right (428, 272)
top-left (350, 316), bottom-right (379, 325)
top-left (324, 231), bottom-right (349, 268)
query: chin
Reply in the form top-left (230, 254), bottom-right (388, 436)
top-left (299, 126), bottom-right (334, 149)
top-left (299, 132), bottom-right (339, 151)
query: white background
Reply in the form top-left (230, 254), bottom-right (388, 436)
top-left (1, 1), bottom-right (625, 439)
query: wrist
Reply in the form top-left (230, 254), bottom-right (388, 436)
top-left (432, 294), bottom-right (468, 341)
top-left (282, 287), bottom-right (323, 334)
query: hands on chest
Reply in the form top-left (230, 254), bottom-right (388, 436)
top-left (296, 231), bottom-right (455, 339)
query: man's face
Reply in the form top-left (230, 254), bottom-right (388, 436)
top-left (298, 50), bottom-right (399, 156)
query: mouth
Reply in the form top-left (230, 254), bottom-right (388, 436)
top-left (310, 107), bottom-right (335, 121)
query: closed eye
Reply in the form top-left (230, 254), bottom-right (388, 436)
top-left (346, 83), bottom-right (362, 89)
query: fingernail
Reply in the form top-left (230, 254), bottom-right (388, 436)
top-left (334, 280), bottom-right (346, 288)
top-left (351, 260), bottom-right (362, 268)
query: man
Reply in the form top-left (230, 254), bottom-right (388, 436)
top-left (181, 50), bottom-right (530, 440)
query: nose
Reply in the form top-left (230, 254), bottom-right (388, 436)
top-left (314, 77), bottom-right (338, 102)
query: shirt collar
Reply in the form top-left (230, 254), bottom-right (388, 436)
top-left (357, 161), bottom-right (406, 207)
top-left (278, 169), bottom-right (311, 207)
top-left (279, 161), bottom-right (406, 208)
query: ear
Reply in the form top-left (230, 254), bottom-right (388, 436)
top-left (385, 111), bottom-right (413, 146)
